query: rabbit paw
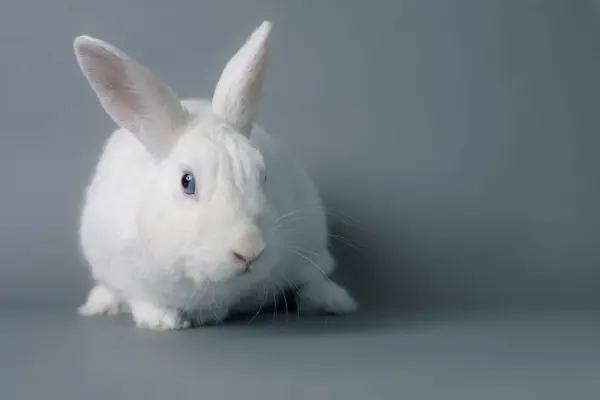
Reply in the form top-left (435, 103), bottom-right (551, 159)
top-left (78, 285), bottom-right (124, 316)
top-left (130, 301), bottom-right (191, 331)
top-left (297, 278), bottom-right (357, 315)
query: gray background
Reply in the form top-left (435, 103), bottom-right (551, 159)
top-left (2, 0), bottom-right (600, 398)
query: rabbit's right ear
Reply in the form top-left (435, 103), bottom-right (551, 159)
top-left (73, 35), bottom-right (189, 158)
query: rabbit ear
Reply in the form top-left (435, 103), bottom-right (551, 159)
top-left (73, 35), bottom-right (189, 158)
top-left (211, 21), bottom-right (272, 136)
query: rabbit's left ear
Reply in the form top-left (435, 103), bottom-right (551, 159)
top-left (211, 21), bottom-right (272, 136)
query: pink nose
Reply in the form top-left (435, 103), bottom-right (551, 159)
top-left (231, 223), bottom-right (265, 270)
top-left (232, 249), bottom-right (264, 268)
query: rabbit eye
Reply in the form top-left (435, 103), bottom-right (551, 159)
top-left (181, 172), bottom-right (196, 195)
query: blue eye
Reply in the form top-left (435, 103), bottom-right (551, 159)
top-left (181, 172), bottom-right (195, 195)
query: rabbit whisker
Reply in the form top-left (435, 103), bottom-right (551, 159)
top-left (280, 226), bottom-right (364, 252)
top-left (274, 282), bottom-right (289, 328)
top-left (280, 273), bottom-right (301, 322)
top-left (288, 248), bottom-right (328, 280)
top-left (275, 208), bottom-right (317, 225)
top-left (271, 287), bottom-right (278, 325)
top-left (209, 284), bottom-right (221, 324)
top-left (248, 287), bottom-right (269, 324)
top-left (276, 206), bottom-right (370, 232)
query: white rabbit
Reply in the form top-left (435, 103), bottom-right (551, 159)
top-left (73, 20), bottom-right (357, 330)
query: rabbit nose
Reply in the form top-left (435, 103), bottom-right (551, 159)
top-left (231, 224), bottom-right (265, 269)
top-left (232, 248), bottom-right (264, 269)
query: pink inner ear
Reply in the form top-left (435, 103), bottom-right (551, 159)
top-left (78, 44), bottom-right (143, 131)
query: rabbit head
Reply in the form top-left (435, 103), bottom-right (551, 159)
top-left (74, 22), bottom-right (282, 284)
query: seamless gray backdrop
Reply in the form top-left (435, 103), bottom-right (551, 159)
top-left (1, 0), bottom-right (599, 313)
top-left (2, 1), bottom-right (600, 399)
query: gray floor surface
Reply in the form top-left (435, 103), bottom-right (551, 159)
top-left (3, 308), bottom-right (599, 399)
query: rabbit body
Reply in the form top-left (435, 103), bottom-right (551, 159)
top-left (74, 23), bottom-right (357, 330)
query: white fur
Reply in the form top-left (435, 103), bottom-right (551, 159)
top-left (74, 21), bottom-right (357, 330)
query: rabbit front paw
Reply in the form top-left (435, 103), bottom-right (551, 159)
top-left (78, 284), bottom-right (125, 316)
top-left (130, 301), bottom-right (191, 331)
